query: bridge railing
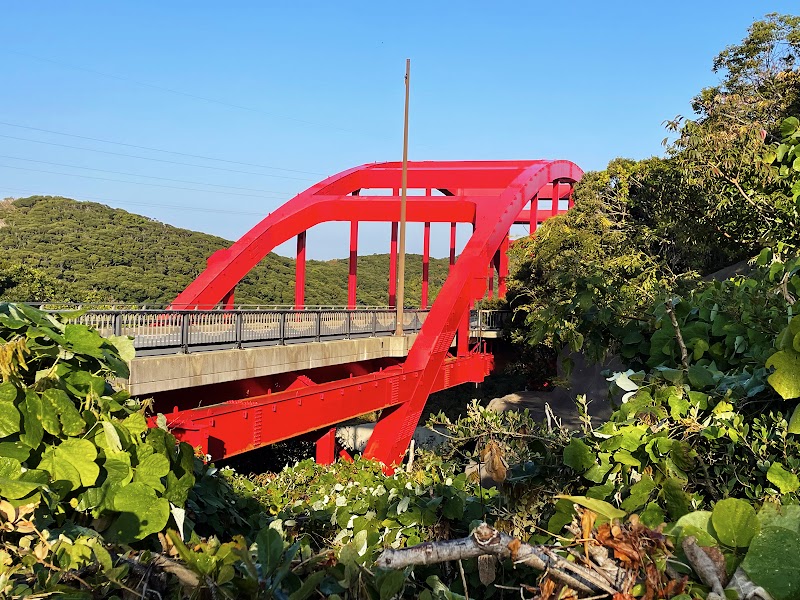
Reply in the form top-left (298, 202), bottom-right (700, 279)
top-left (50, 307), bottom-right (509, 356)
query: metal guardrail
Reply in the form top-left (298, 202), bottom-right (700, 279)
top-left (58, 307), bottom-right (510, 356)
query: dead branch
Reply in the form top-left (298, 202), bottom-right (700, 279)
top-left (682, 536), bottom-right (725, 600)
top-left (665, 301), bottom-right (689, 370)
top-left (375, 523), bottom-right (617, 597)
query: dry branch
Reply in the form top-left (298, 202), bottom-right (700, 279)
top-left (375, 523), bottom-right (617, 597)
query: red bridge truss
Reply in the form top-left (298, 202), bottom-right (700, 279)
top-left (166, 160), bottom-right (583, 470)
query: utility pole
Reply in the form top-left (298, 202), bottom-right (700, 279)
top-left (395, 58), bottom-right (410, 336)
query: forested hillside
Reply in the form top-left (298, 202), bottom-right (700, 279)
top-left (0, 195), bottom-right (449, 306)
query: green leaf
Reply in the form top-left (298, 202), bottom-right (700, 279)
top-left (757, 504), bottom-right (800, 533)
top-left (40, 438), bottom-right (100, 489)
top-left (47, 389), bottom-right (86, 436)
top-left (102, 421), bottom-right (122, 452)
top-left (712, 498), bottom-right (759, 548)
top-left (103, 454), bottom-right (133, 486)
top-left (563, 438), bottom-right (595, 471)
top-left (766, 350), bottom-right (800, 400)
top-left (781, 116), bottom-right (800, 138)
top-left (133, 453), bottom-right (170, 493)
top-left (257, 527), bottom-right (285, 575)
top-left (670, 510), bottom-right (718, 547)
top-left (0, 382), bottom-right (18, 403)
top-left (0, 403), bottom-right (20, 438)
top-left (18, 392), bottom-right (42, 448)
top-left (742, 527), bottom-right (800, 600)
top-left (789, 404), bottom-right (800, 434)
top-left (688, 364), bottom-right (715, 389)
top-left (64, 324), bottom-right (105, 358)
top-left (555, 495), bottom-right (626, 521)
top-left (39, 390), bottom-right (61, 436)
top-left (378, 568), bottom-right (407, 600)
top-left (290, 571), bottom-right (326, 600)
top-left (621, 476), bottom-right (655, 512)
top-left (766, 462), bottom-right (800, 494)
top-left (662, 478), bottom-right (691, 520)
top-left (0, 441), bottom-right (29, 462)
top-left (109, 482), bottom-right (170, 542)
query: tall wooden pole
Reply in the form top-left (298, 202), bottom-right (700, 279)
top-left (395, 59), bottom-right (410, 335)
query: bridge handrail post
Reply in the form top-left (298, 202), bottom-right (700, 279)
top-left (372, 310), bottom-right (377, 337)
top-left (235, 311), bottom-right (243, 349)
top-left (279, 311), bottom-right (286, 345)
top-left (347, 310), bottom-right (352, 340)
top-left (315, 310), bottom-right (321, 342)
top-left (113, 312), bottom-right (122, 337)
top-left (180, 312), bottom-right (189, 353)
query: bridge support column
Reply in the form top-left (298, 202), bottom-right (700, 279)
top-left (295, 231), bottom-right (306, 309)
top-left (389, 222), bottom-right (398, 307)
top-left (348, 221), bottom-right (358, 310)
top-left (421, 222), bottom-right (430, 309)
top-left (316, 427), bottom-right (337, 465)
top-left (530, 193), bottom-right (538, 234)
top-left (457, 310), bottom-right (469, 357)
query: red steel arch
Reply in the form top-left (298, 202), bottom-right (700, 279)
top-left (168, 160), bottom-right (583, 470)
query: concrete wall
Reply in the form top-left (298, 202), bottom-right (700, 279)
top-left (122, 334), bottom-right (417, 396)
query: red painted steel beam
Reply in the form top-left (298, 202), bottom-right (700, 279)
top-left (168, 160), bottom-right (583, 467)
top-left (160, 352), bottom-right (493, 459)
top-left (363, 160), bottom-right (583, 470)
top-left (295, 231), bottom-right (306, 309)
top-left (449, 222), bottom-right (456, 271)
top-left (421, 222), bottom-right (430, 309)
top-left (348, 221), bottom-right (358, 310)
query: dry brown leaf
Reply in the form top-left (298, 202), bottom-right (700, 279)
top-left (481, 440), bottom-right (508, 483)
top-left (477, 554), bottom-right (496, 585)
top-left (507, 537), bottom-right (522, 561)
top-left (581, 509), bottom-right (597, 557)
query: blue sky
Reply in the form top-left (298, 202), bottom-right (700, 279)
top-left (1, 2), bottom-right (797, 259)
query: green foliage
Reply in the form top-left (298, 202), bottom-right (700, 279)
top-left (0, 196), bottom-right (450, 306)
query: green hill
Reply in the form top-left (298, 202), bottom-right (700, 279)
top-left (0, 196), bottom-right (450, 307)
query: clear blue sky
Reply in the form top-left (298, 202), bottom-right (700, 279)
top-left (1, 2), bottom-right (796, 259)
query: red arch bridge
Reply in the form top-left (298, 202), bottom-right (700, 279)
top-left (73, 160), bottom-right (583, 471)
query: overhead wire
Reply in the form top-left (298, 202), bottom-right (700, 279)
top-left (0, 120), bottom-right (325, 176)
top-left (0, 154), bottom-right (296, 195)
top-left (0, 185), bottom-right (267, 217)
top-left (0, 133), bottom-right (318, 181)
top-left (6, 49), bottom-right (370, 136)
top-left (0, 164), bottom-right (290, 199)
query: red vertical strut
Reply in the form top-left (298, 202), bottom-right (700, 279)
top-left (222, 288), bottom-right (235, 310)
top-left (316, 428), bottom-right (337, 465)
top-left (348, 221), bottom-right (358, 310)
top-left (449, 222), bottom-right (456, 271)
top-left (389, 222), bottom-right (398, 307)
top-left (295, 231), bottom-right (306, 309)
top-left (498, 235), bottom-right (509, 298)
top-left (529, 193), bottom-right (538, 234)
top-left (421, 222), bottom-right (430, 309)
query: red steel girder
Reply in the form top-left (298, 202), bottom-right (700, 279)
top-left (159, 352), bottom-right (493, 460)
top-left (168, 160), bottom-right (583, 469)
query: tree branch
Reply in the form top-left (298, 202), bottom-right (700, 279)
top-left (375, 523), bottom-right (617, 597)
top-left (665, 301), bottom-right (689, 370)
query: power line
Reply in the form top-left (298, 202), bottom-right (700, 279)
top-left (0, 154), bottom-right (293, 195)
top-left (0, 133), bottom-right (318, 181)
top-left (6, 49), bottom-right (368, 136)
top-left (0, 120), bottom-right (325, 176)
top-left (0, 163), bottom-right (290, 200)
top-left (0, 185), bottom-right (267, 217)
